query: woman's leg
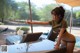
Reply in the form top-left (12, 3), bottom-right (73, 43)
top-left (60, 40), bottom-right (67, 53)
top-left (66, 42), bottom-right (75, 53)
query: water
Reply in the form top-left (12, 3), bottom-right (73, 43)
top-left (75, 36), bottom-right (80, 48)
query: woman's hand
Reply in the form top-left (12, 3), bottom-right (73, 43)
top-left (26, 20), bottom-right (32, 24)
top-left (54, 44), bottom-right (60, 50)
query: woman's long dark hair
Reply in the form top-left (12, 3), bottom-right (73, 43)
top-left (51, 6), bottom-right (65, 23)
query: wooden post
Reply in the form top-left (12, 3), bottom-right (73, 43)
top-left (28, 0), bottom-right (33, 33)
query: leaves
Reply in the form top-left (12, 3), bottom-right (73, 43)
top-left (0, 0), bottom-right (18, 22)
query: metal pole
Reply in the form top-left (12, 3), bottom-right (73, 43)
top-left (28, 0), bottom-right (33, 33)
top-left (70, 7), bottom-right (73, 33)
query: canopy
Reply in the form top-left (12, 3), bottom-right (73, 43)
top-left (56, 0), bottom-right (80, 7)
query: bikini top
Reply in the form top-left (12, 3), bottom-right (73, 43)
top-left (49, 19), bottom-right (68, 34)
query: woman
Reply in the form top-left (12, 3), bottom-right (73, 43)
top-left (26, 6), bottom-right (76, 53)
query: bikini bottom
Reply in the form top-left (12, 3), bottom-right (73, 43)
top-left (62, 40), bottom-right (76, 43)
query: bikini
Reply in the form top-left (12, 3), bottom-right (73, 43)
top-left (49, 20), bottom-right (76, 43)
top-left (62, 30), bottom-right (76, 43)
top-left (62, 39), bottom-right (76, 43)
top-left (52, 21), bottom-right (76, 43)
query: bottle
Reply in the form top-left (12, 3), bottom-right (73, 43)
top-left (17, 27), bottom-right (24, 36)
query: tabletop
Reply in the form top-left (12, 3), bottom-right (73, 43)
top-left (0, 34), bottom-right (66, 53)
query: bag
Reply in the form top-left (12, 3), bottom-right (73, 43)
top-left (48, 20), bottom-right (62, 41)
top-left (47, 28), bottom-right (58, 41)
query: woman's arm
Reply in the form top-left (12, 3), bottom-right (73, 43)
top-left (55, 20), bottom-right (68, 46)
top-left (55, 28), bottom-right (66, 49)
top-left (26, 20), bottom-right (49, 25)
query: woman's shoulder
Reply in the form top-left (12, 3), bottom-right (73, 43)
top-left (61, 19), bottom-right (68, 28)
top-left (49, 20), bottom-right (55, 25)
top-left (61, 19), bottom-right (67, 24)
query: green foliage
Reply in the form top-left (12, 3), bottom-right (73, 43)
top-left (15, 2), bottom-right (29, 19)
top-left (0, 22), bottom-right (4, 25)
top-left (0, 0), bottom-right (18, 22)
top-left (11, 2), bottom-right (39, 20)
top-left (16, 27), bottom-right (29, 32)
top-left (35, 4), bottom-right (58, 21)
top-left (0, 0), bottom-right (61, 22)
top-left (76, 11), bottom-right (80, 19)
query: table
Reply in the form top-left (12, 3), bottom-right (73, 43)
top-left (0, 39), bottom-right (66, 53)
top-left (0, 39), bottom-right (55, 53)
top-left (0, 34), bottom-right (66, 53)
top-left (28, 39), bottom-right (55, 52)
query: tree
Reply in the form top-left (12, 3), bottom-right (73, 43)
top-left (14, 2), bottom-right (39, 20)
top-left (35, 4), bottom-right (58, 21)
top-left (15, 2), bottom-right (29, 19)
top-left (76, 11), bottom-right (80, 19)
top-left (0, 0), bottom-right (18, 22)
